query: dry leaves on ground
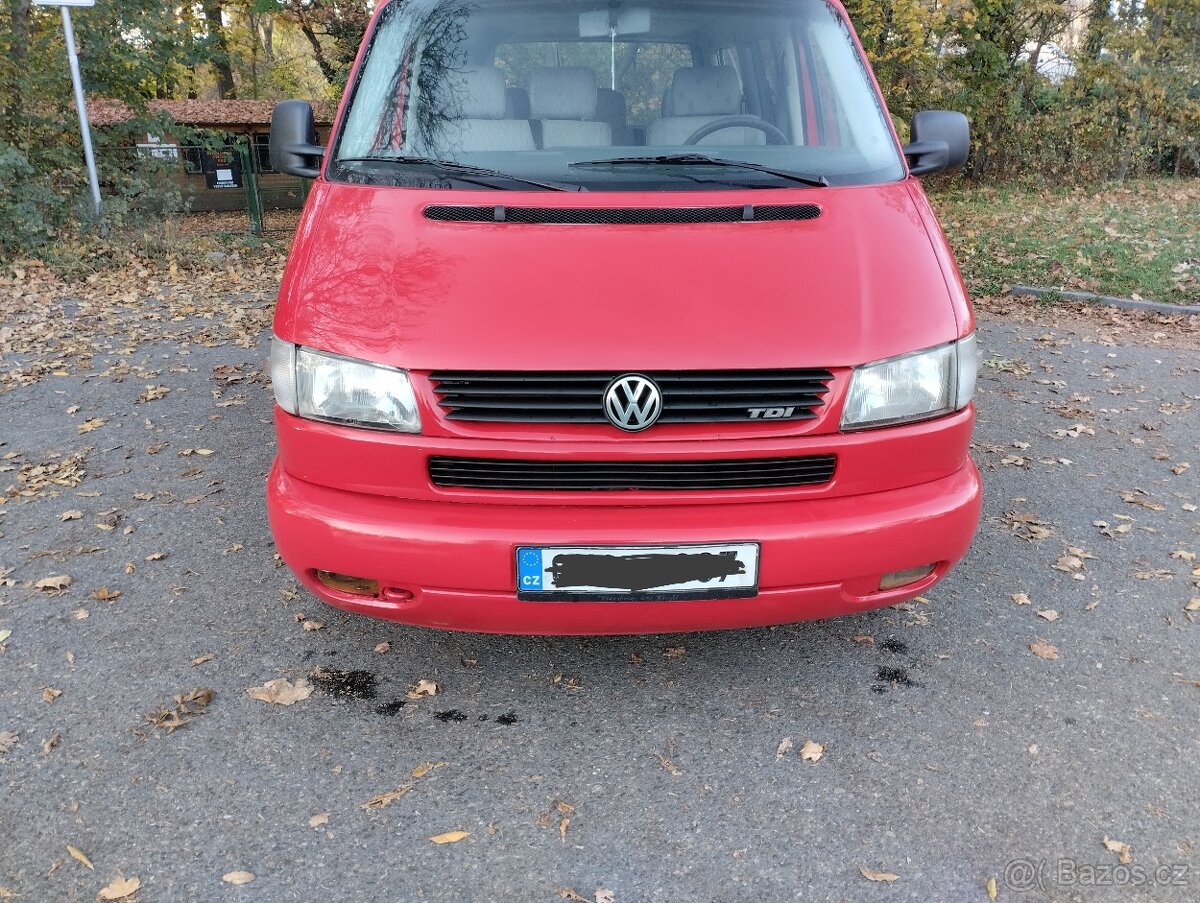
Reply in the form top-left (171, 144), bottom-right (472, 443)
top-left (1037, 609), bottom-right (1060, 622)
top-left (308, 813), bottom-right (329, 828)
top-left (67, 845), bottom-right (93, 869)
top-left (362, 785), bottom-right (413, 810)
top-left (97, 876), bottom-right (141, 900)
top-left (246, 678), bottom-right (312, 705)
top-left (1012, 592), bottom-right (1032, 605)
top-left (34, 575), bottom-right (72, 592)
top-left (145, 688), bottom-right (213, 733)
top-left (222, 870), bottom-right (255, 885)
top-left (799, 740), bottom-right (825, 763)
top-left (406, 679), bottom-right (439, 699)
top-left (430, 831), bottom-right (469, 845)
top-left (1103, 837), bottom-right (1134, 864)
top-left (860, 867), bottom-right (899, 882)
top-left (1030, 639), bottom-right (1060, 660)
top-left (775, 737), bottom-right (794, 759)
top-left (0, 731), bottom-right (18, 754)
top-left (411, 761), bottom-right (447, 780)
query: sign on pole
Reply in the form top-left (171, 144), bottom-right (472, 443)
top-left (33, 0), bottom-right (102, 217)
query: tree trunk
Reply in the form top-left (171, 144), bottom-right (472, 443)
top-left (201, 0), bottom-right (237, 99)
top-left (1084, 0), bottom-right (1110, 59)
top-left (296, 11), bottom-right (339, 86)
top-left (3, 0), bottom-right (32, 144)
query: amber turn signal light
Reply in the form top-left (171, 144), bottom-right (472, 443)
top-left (315, 570), bottom-right (380, 596)
top-left (879, 564), bottom-right (936, 591)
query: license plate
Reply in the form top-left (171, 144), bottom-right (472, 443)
top-left (516, 543), bottom-right (759, 602)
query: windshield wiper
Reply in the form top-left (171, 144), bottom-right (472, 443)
top-left (570, 154), bottom-right (828, 188)
top-left (337, 155), bottom-right (585, 192)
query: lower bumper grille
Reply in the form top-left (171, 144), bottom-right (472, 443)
top-left (429, 455), bottom-right (837, 491)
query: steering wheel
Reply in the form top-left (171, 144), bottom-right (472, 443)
top-left (683, 116), bottom-right (790, 146)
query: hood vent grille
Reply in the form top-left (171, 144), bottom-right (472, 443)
top-left (423, 204), bottom-right (821, 225)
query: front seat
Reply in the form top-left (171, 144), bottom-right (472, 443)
top-left (422, 65), bottom-right (536, 154)
top-left (529, 67), bottom-right (612, 148)
top-left (646, 67), bottom-right (766, 146)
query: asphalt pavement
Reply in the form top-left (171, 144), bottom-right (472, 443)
top-left (1, 289), bottom-right (1198, 903)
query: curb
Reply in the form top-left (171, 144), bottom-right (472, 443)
top-left (1008, 284), bottom-right (1200, 316)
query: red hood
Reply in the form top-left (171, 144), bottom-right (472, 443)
top-left (275, 180), bottom-right (966, 371)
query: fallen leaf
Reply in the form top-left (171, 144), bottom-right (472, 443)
top-left (1171, 463), bottom-right (1190, 475)
top-left (559, 817), bottom-right (569, 843)
top-left (1030, 639), bottom-right (1059, 660)
top-left (664, 646), bottom-right (686, 658)
top-left (301, 620), bottom-right (324, 632)
top-left (775, 737), bottom-right (794, 759)
top-left (191, 653), bottom-right (215, 666)
top-left (556, 890), bottom-right (590, 903)
top-left (1011, 592), bottom-right (1032, 605)
top-left (91, 587), bottom-right (120, 602)
top-left (0, 731), bottom-right (16, 754)
top-left (1053, 554), bottom-right (1084, 573)
top-left (430, 830), bottom-right (469, 845)
top-left (0, 629), bottom-right (11, 644)
top-left (406, 679), bottom-right (439, 699)
top-left (362, 785), bottom-right (413, 810)
top-left (595, 889), bottom-right (616, 903)
top-left (66, 845), bottom-right (93, 870)
top-left (374, 642), bottom-right (391, 654)
top-left (42, 687), bottom-right (62, 703)
top-left (308, 813), bottom-right (329, 828)
top-left (1186, 599), bottom-right (1200, 612)
top-left (851, 634), bottom-right (875, 645)
top-left (860, 867), bottom-right (899, 883)
top-left (1037, 609), bottom-right (1059, 622)
top-left (986, 876), bottom-right (998, 901)
top-left (61, 510), bottom-right (82, 521)
top-left (35, 575), bottom-right (72, 591)
top-left (1103, 836), bottom-right (1133, 864)
top-left (222, 870), bottom-right (255, 885)
top-left (799, 740), bottom-right (824, 763)
top-left (97, 876), bottom-right (140, 900)
top-left (145, 552), bottom-right (167, 561)
top-left (194, 448), bottom-right (215, 457)
top-left (246, 678), bottom-right (313, 705)
top-left (145, 688), bottom-right (214, 733)
top-left (77, 417), bottom-right (105, 434)
top-left (41, 733), bottom-right (61, 755)
top-left (412, 761), bottom-right (447, 780)
top-left (1171, 550), bottom-right (1196, 563)
top-left (1119, 489), bottom-right (1165, 511)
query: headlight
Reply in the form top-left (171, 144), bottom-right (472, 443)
top-left (270, 337), bottom-right (421, 433)
top-left (841, 334), bottom-right (978, 431)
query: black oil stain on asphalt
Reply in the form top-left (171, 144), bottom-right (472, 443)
top-left (495, 709), bottom-right (519, 725)
top-left (434, 709), bottom-right (469, 723)
top-left (310, 668), bottom-right (378, 700)
top-left (880, 638), bottom-right (909, 654)
top-left (873, 666), bottom-right (919, 693)
top-left (375, 699), bottom-right (407, 716)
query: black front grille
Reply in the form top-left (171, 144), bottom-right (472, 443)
top-left (429, 455), bottom-right (837, 491)
top-left (423, 204), bottom-right (821, 225)
top-left (430, 370), bottom-right (834, 424)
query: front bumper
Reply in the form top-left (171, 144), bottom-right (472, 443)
top-left (267, 459), bottom-right (982, 635)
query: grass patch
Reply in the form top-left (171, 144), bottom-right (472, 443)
top-left (931, 178), bottom-right (1200, 304)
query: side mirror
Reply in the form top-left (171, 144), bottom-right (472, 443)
top-left (271, 100), bottom-right (325, 179)
top-left (903, 110), bottom-right (970, 176)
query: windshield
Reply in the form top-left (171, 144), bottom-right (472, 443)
top-left (333, 0), bottom-right (905, 190)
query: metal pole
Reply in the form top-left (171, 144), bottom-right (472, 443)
top-left (61, 6), bottom-right (102, 217)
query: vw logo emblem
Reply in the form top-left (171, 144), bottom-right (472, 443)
top-left (604, 374), bottom-right (663, 432)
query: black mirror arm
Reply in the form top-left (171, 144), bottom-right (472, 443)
top-left (283, 142), bottom-right (325, 179)
top-left (902, 140), bottom-right (950, 176)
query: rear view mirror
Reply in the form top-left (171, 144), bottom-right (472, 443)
top-left (903, 110), bottom-right (970, 176)
top-left (579, 7), bottom-right (651, 37)
top-left (271, 100), bottom-right (325, 179)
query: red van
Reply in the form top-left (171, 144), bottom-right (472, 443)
top-left (267, 0), bottom-right (981, 634)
